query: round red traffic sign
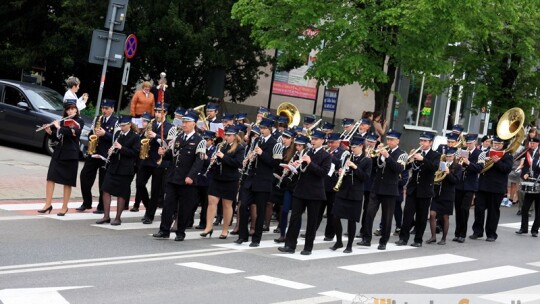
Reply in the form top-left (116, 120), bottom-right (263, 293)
top-left (124, 34), bottom-right (138, 59)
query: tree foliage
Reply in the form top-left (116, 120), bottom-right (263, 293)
top-left (0, 0), bottom-right (269, 110)
top-left (232, 0), bottom-right (540, 118)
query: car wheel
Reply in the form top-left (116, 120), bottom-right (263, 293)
top-left (43, 135), bottom-right (57, 156)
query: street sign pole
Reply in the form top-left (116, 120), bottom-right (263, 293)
top-left (118, 59), bottom-right (130, 110)
top-left (94, 5), bottom-right (118, 117)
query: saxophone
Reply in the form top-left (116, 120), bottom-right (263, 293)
top-left (87, 115), bottom-right (102, 155)
top-left (139, 119), bottom-right (155, 159)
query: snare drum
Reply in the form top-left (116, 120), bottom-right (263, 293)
top-left (520, 181), bottom-right (540, 194)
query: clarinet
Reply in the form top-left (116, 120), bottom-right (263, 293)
top-left (103, 133), bottom-right (120, 169)
top-left (203, 141), bottom-right (226, 177)
top-left (276, 151), bottom-right (298, 189)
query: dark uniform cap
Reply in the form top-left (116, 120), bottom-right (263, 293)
top-left (101, 99), bottom-right (116, 108)
top-left (141, 112), bottom-right (153, 121)
top-left (310, 130), bottom-right (326, 139)
top-left (350, 135), bottom-right (366, 146)
top-left (294, 135), bottom-right (309, 145)
top-left (154, 102), bottom-right (169, 112)
top-left (203, 130), bottom-right (216, 139)
top-left (303, 116), bottom-right (316, 124)
top-left (419, 132), bottom-right (435, 141)
top-left (282, 128), bottom-right (295, 138)
top-left (259, 118), bottom-right (274, 129)
top-left (386, 129), bottom-right (402, 139)
top-left (182, 110), bottom-right (199, 122)
top-left (224, 125), bottom-right (238, 135)
top-left (322, 121), bottom-right (335, 130)
top-left (327, 133), bottom-right (341, 141)
top-left (118, 115), bottom-right (132, 125)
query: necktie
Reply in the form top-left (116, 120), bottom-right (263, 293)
top-left (260, 138), bottom-right (265, 145)
top-left (422, 151), bottom-right (426, 157)
top-left (183, 134), bottom-right (187, 141)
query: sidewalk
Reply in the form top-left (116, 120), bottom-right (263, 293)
top-left (0, 144), bottom-right (136, 201)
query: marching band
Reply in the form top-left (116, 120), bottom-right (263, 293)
top-left (42, 92), bottom-right (539, 251)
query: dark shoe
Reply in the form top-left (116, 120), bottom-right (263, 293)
top-left (219, 232), bottom-right (229, 239)
top-left (273, 228), bottom-right (280, 233)
top-left (153, 231), bottom-right (170, 239)
top-left (234, 238), bottom-right (247, 244)
top-left (75, 205), bottom-right (91, 212)
top-left (140, 216), bottom-right (147, 222)
top-left (452, 237), bottom-right (459, 242)
top-left (200, 229), bottom-right (213, 238)
top-left (93, 209), bottom-right (104, 214)
top-left (329, 242), bottom-right (343, 251)
top-left (373, 229), bottom-right (382, 236)
top-left (343, 247), bottom-right (352, 253)
top-left (37, 206), bottom-right (53, 214)
top-left (57, 209), bottom-right (68, 216)
top-left (300, 250), bottom-right (311, 255)
top-left (230, 230), bottom-right (239, 235)
top-left (357, 240), bottom-right (371, 247)
top-left (262, 225), bottom-right (269, 232)
top-left (274, 236), bottom-right (286, 243)
top-left (410, 228), bottom-right (416, 234)
top-left (213, 216), bottom-right (222, 226)
top-left (142, 218), bottom-right (153, 224)
top-left (323, 237), bottom-right (333, 241)
top-left (436, 225), bottom-right (442, 234)
top-left (437, 240), bottom-right (446, 245)
top-left (469, 234), bottom-right (482, 240)
top-left (515, 230), bottom-right (527, 235)
top-left (300, 233), bottom-right (306, 238)
top-left (394, 228), bottom-right (401, 235)
top-left (130, 207), bottom-right (139, 212)
top-left (278, 246), bottom-right (295, 254)
top-left (111, 220), bottom-right (121, 226)
top-left (457, 237), bottom-right (465, 243)
top-left (517, 210), bottom-right (522, 216)
top-left (410, 242), bottom-right (422, 247)
top-left (174, 235), bottom-right (185, 241)
top-left (249, 242), bottom-right (260, 247)
top-left (377, 244), bottom-right (386, 250)
top-left (395, 240), bottom-right (407, 246)
top-left (532, 232), bottom-right (538, 237)
top-left (485, 237), bottom-right (496, 242)
top-left (95, 218), bottom-right (111, 224)
top-left (195, 224), bottom-right (205, 230)
top-left (426, 238), bottom-right (436, 244)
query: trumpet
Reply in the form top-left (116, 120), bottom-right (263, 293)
top-left (35, 114), bottom-right (76, 132)
top-left (407, 146), bottom-right (423, 163)
top-left (369, 145), bottom-right (389, 158)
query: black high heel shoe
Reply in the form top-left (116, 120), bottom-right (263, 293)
top-left (200, 229), bottom-right (213, 238)
top-left (57, 209), bottom-right (69, 216)
top-left (37, 206), bottom-right (53, 214)
top-left (219, 231), bottom-right (229, 239)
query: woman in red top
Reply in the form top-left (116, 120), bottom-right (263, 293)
top-left (130, 81), bottom-right (155, 117)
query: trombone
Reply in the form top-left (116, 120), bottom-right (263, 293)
top-left (193, 104), bottom-right (210, 130)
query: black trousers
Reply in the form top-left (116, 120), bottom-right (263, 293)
top-left (316, 191), bottom-right (336, 238)
top-left (137, 165), bottom-right (165, 221)
top-left (399, 192), bottom-right (431, 243)
top-left (285, 197), bottom-right (322, 251)
top-left (454, 189), bottom-right (474, 238)
top-left (472, 191), bottom-right (503, 239)
top-left (159, 183), bottom-right (197, 237)
top-left (80, 157), bottom-right (106, 210)
top-left (520, 192), bottom-right (540, 233)
top-left (364, 193), bottom-right (395, 245)
top-left (239, 188), bottom-right (269, 243)
top-left (359, 190), bottom-right (371, 236)
top-left (196, 186), bottom-right (208, 227)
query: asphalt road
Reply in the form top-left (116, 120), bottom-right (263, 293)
top-left (1, 142), bottom-right (540, 304)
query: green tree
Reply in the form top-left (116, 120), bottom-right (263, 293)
top-left (0, 0), bottom-right (269, 111)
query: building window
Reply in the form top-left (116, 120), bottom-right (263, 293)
top-left (406, 75), bottom-right (436, 128)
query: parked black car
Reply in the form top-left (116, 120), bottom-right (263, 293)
top-left (0, 79), bottom-right (92, 158)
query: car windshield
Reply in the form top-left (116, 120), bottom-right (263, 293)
top-left (24, 88), bottom-right (64, 111)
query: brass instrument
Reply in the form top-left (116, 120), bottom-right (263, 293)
top-left (481, 107), bottom-right (525, 173)
top-left (433, 154), bottom-right (449, 184)
top-left (343, 120), bottom-right (362, 141)
top-left (369, 145), bottom-right (389, 158)
top-left (277, 102), bottom-right (301, 128)
top-left (455, 133), bottom-right (466, 149)
top-left (406, 146), bottom-right (423, 164)
top-left (87, 115), bottom-right (102, 155)
top-left (306, 119), bottom-right (323, 137)
top-left (139, 119), bottom-right (155, 160)
top-left (333, 152), bottom-right (353, 192)
top-left (203, 141), bottom-right (226, 177)
top-left (35, 114), bottom-right (76, 132)
top-left (193, 104), bottom-right (210, 130)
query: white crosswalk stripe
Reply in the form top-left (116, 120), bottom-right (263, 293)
top-left (176, 262), bottom-right (244, 274)
top-left (246, 275), bottom-right (314, 289)
top-left (499, 221), bottom-right (534, 229)
top-left (479, 284), bottom-right (540, 303)
top-left (340, 254), bottom-right (475, 274)
top-left (213, 236), bottom-right (331, 251)
top-left (407, 265), bottom-right (538, 289)
top-left (273, 243), bottom-right (416, 261)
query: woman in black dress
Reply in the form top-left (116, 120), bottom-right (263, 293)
top-left (38, 100), bottom-right (85, 215)
top-left (96, 116), bottom-right (140, 225)
top-left (201, 125), bottom-right (245, 239)
top-left (427, 147), bottom-right (461, 245)
top-left (331, 135), bottom-right (372, 253)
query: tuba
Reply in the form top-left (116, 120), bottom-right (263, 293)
top-left (277, 102), bottom-right (301, 128)
top-left (87, 115), bottom-right (102, 155)
top-left (480, 107), bottom-right (525, 173)
top-left (139, 119), bottom-right (155, 160)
